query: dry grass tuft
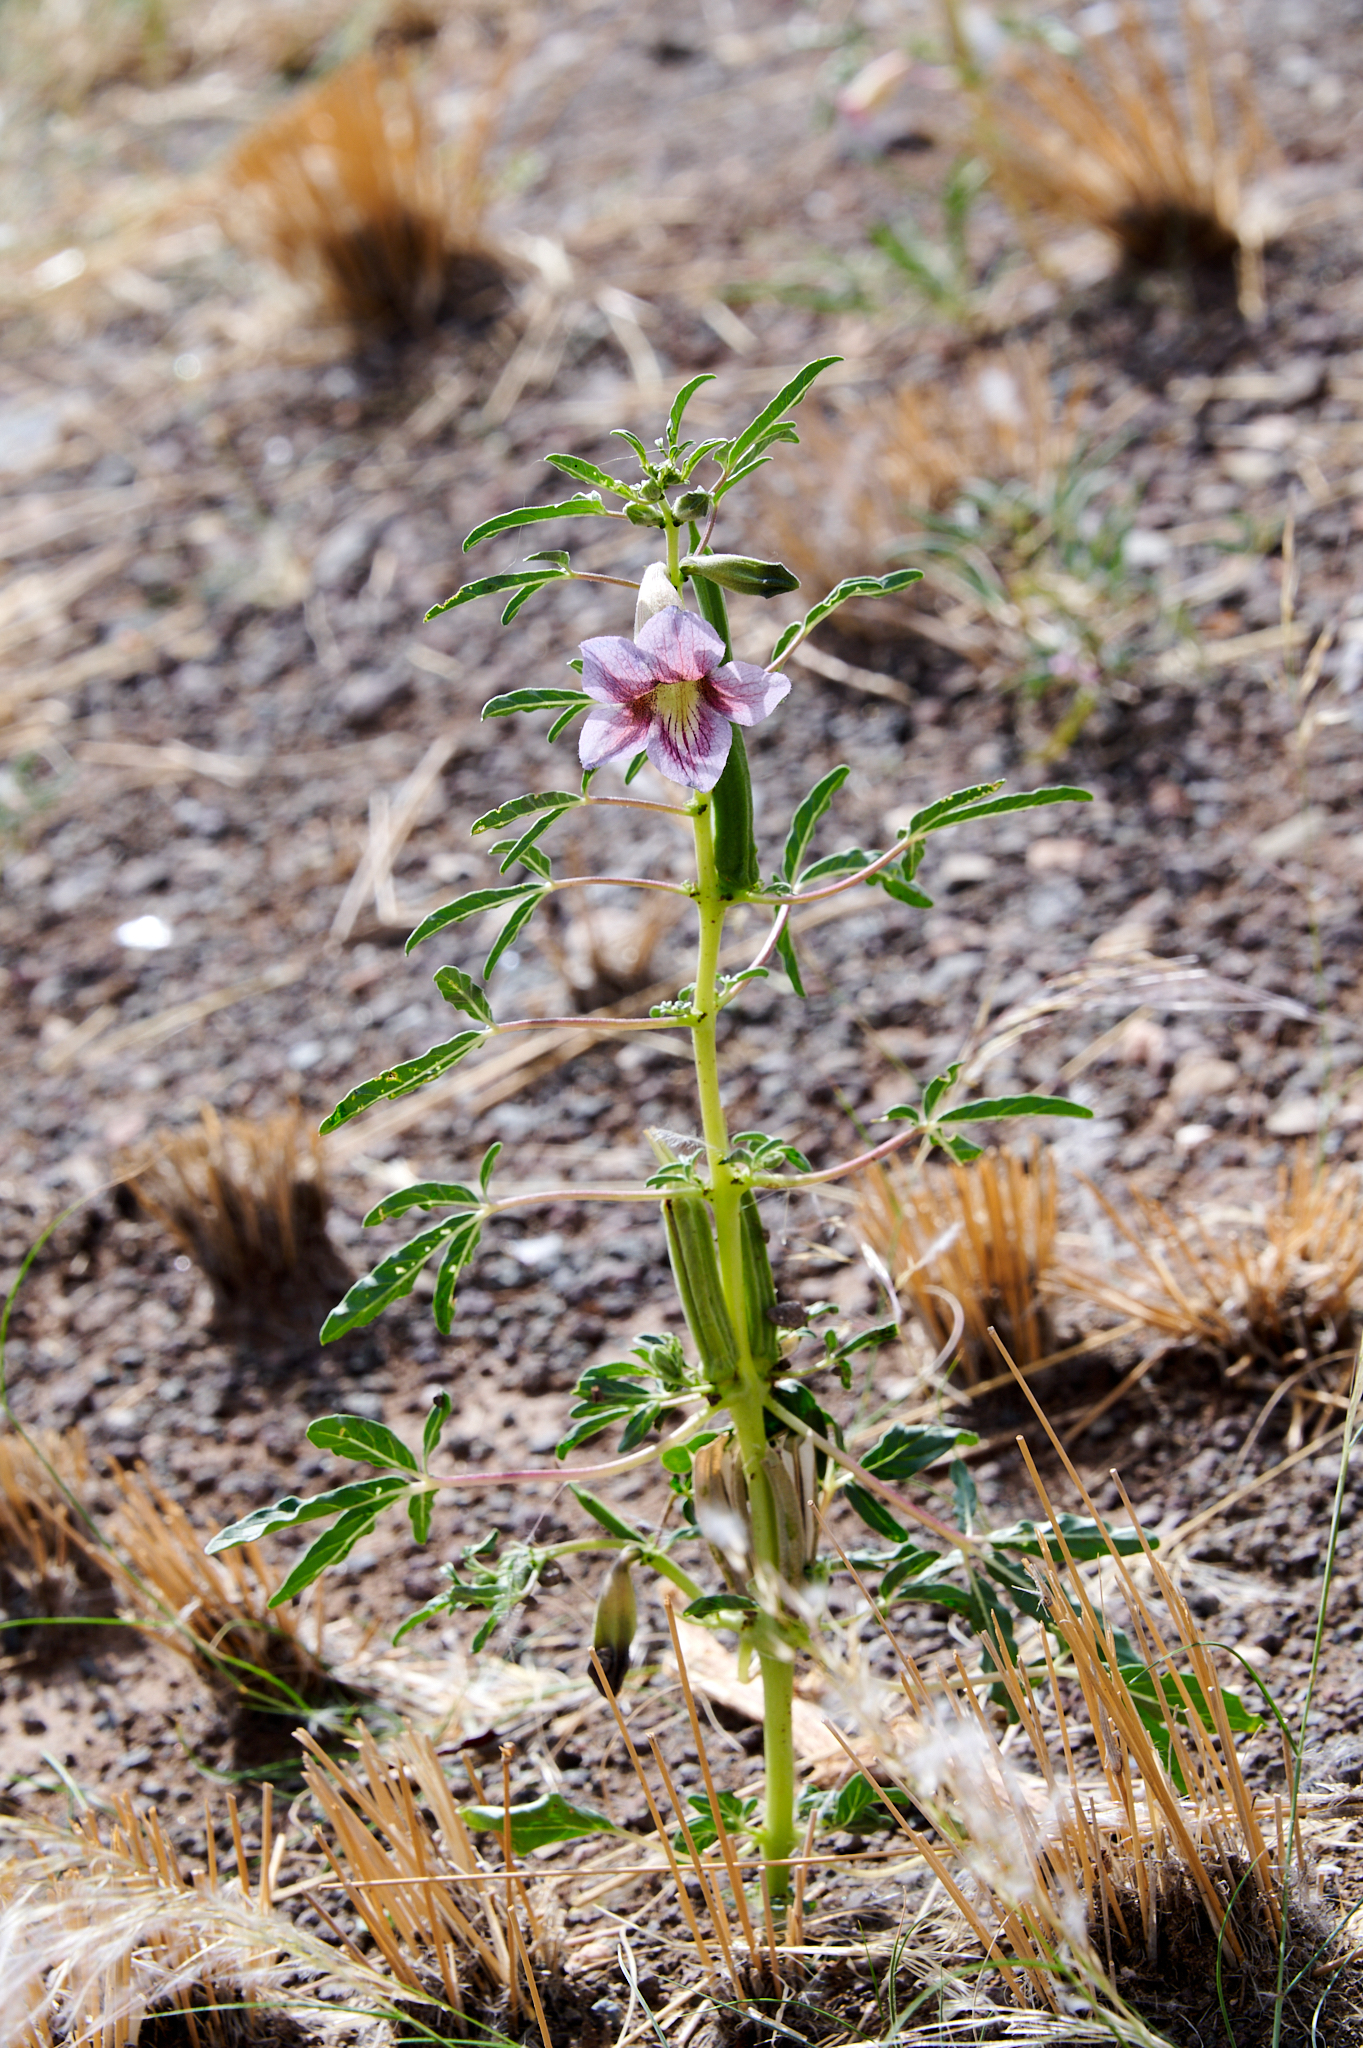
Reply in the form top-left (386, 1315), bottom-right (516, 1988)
top-left (225, 50), bottom-right (508, 335)
top-left (0, 1792), bottom-right (374, 2047)
top-left (859, 1147), bottom-right (1058, 1385)
top-left (1061, 1152), bottom-right (1363, 1423)
top-left (299, 1720), bottom-right (563, 2033)
top-left (97, 1460), bottom-right (337, 1713)
top-left (951, 0), bottom-right (1274, 301)
top-left (122, 1107), bottom-right (353, 1352)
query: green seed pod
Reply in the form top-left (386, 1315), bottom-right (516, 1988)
top-left (664, 1194), bottom-right (739, 1386)
top-left (678, 552), bottom-right (800, 598)
top-left (671, 490), bottom-right (711, 519)
top-left (710, 729), bottom-right (760, 898)
top-left (738, 1190), bottom-right (780, 1368)
top-left (590, 1554), bottom-right (637, 1696)
top-left (626, 501), bottom-right (666, 528)
top-left (638, 478), bottom-right (665, 502)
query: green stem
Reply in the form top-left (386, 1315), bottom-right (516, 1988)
top-left (690, 797), bottom-right (798, 1896)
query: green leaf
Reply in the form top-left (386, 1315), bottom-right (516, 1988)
top-left (782, 764), bottom-right (850, 883)
top-left (570, 1487), bottom-right (644, 1544)
top-left (425, 569), bottom-right (565, 622)
top-left (774, 917), bottom-right (805, 997)
top-left (206, 1476), bottom-right (411, 1555)
top-left (307, 1415), bottom-right (419, 1472)
top-left (725, 356), bottom-right (842, 470)
top-left (432, 1215), bottom-right (483, 1335)
top-left (363, 1181), bottom-right (479, 1226)
top-left (833, 1321), bottom-right (900, 1361)
top-left (810, 1772), bottom-right (916, 1835)
top-left (408, 1488), bottom-right (435, 1545)
top-left (479, 1142), bottom-right (501, 1195)
top-left (874, 872), bottom-right (933, 909)
top-left (422, 1392), bottom-right (452, 1464)
top-left (319, 1032), bottom-right (484, 1132)
top-left (462, 1793), bottom-right (619, 1851)
top-left (471, 790), bottom-right (582, 836)
top-left (939, 1095), bottom-right (1091, 1124)
top-left (921, 787), bottom-right (1093, 832)
top-left (844, 1483), bottom-right (909, 1542)
top-left (685, 1592), bottom-right (758, 1621)
top-left (483, 887), bottom-right (544, 979)
top-left (768, 571), bottom-right (923, 667)
top-left (922, 1064), bottom-right (959, 1121)
top-left (405, 883), bottom-right (538, 956)
top-left (951, 1457), bottom-right (978, 1535)
top-left (989, 1514), bottom-right (1149, 1560)
top-left (545, 453), bottom-right (629, 494)
top-left (271, 1505), bottom-right (387, 1604)
top-left (320, 1218), bottom-right (472, 1341)
top-left (433, 966), bottom-right (495, 1027)
top-left (483, 687), bottom-right (590, 721)
top-left (798, 846), bottom-right (877, 885)
top-left (904, 781), bottom-right (1004, 834)
top-left (862, 1422), bottom-right (975, 1483)
top-left (624, 750), bottom-right (648, 786)
top-left (463, 494), bottom-right (606, 551)
top-left (491, 811), bottom-right (559, 875)
top-left (668, 373), bottom-right (715, 448)
top-left (611, 427), bottom-right (653, 467)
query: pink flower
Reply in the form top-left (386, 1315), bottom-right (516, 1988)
top-left (578, 606), bottom-right (790, 791)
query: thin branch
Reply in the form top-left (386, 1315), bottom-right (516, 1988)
top-left (737, 903), bottom-right (789, 978)
top-left (483, 1182), bottom-right (669, 1213)
top-left (585, 793), bottom-right (693, 819)
top-left (751, 1115), bottom-right (925, 1190)
top-left (489, 1013), bottom-right (682, 1036)
top-left (547, 873), bottom-right (694, 898)
top-left (428, 1404), bottom-right (719, 1489)
top-left (569, 571), bottom-right (642, 590)
top-left (747, 829), bottom-right (919, 908)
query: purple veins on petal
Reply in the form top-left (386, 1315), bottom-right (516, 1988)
top-left (580, 634), bottom-right (659, 703)
top-left (574, 604), bottom-right (790, 791)
top-left (648, 687), bottom-right (732, 788)
top-left (706, 660), bottom-right (790, 727)
top-left (580, 700), bottom-right (651, 770)
top-left (636, 605), bottom-right (726, 682)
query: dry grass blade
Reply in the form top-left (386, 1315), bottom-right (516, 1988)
top-left (859, 1147), bottom-right (1057, 1385)
top-left (122, 1106), bottom-right (353, 1353)
top-left (952, 0), bottom-right (1274, 306)
top-left (225, 50), bottom-right (507, 334)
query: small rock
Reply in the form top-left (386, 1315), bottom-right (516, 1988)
top-left (1170, 1055), bottom-right (1238, 1105)
top-left (1267, 1097), bottom-right (1321, 1137)
top-left (336, 670), bottom-right (414, 728)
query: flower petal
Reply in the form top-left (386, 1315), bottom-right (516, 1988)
top-left (647, 683), bottom-right (732, 790)
top-left (704, 661), bottom-right (791, 728)
top-left (580, 634), bottom-right (660, 705)
top-left (636, 606), bottom-right (725, 683)
top-left (579, 700), bottom-right (651, 772)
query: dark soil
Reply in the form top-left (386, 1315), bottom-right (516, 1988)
top-left (5, 0), bottom-right (1363, 2040)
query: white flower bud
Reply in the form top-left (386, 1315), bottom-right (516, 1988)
top-left (635, 562), bottom-right (680, 636)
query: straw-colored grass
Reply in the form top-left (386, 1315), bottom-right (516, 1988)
top-left (0, 1428), bottom-right (111, 1641)
top-left (847, 1418), bottom-right (1348, 2043)
top-left (0, 1788), bottom-right (364, 2048)
top-left (859, 1147), bottom-right (1059, 1386)
top-left (225, 49), bottom-right (508, 335)
top-left (1060, 1152), bottom-right (1363, 1439)
top-left (122, 1107), bottom-right (353, 1351)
